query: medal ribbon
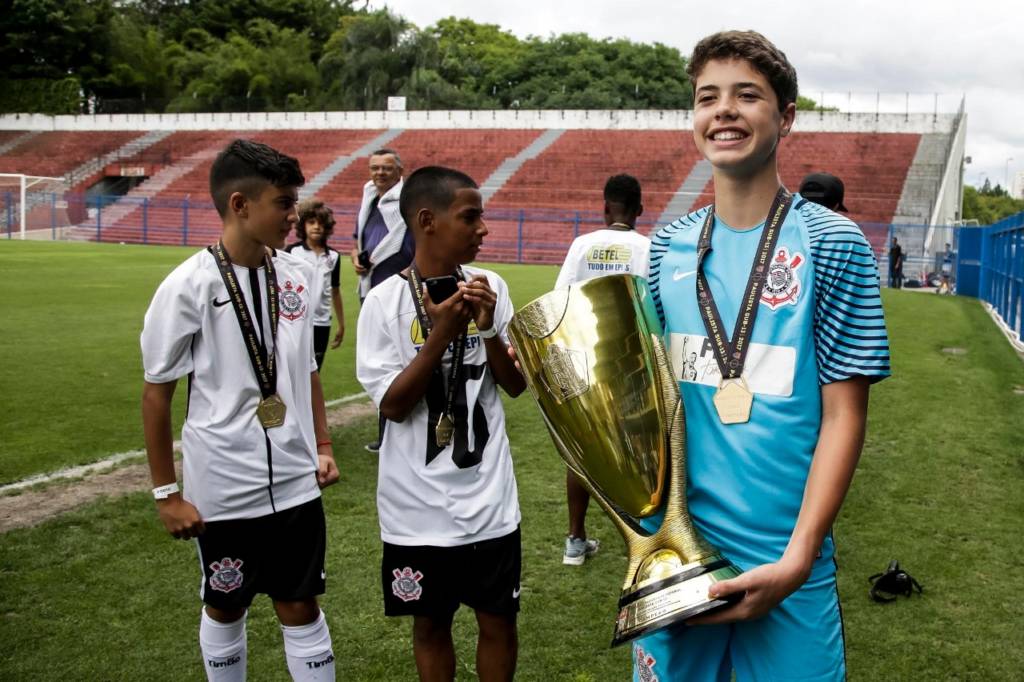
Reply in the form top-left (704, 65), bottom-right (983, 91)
top-left (406, 266), bottom-right (468, 436)
top-left (694, 188), bottom-right (793, 380)
top-left (209, 242), bottom-right (279, 399)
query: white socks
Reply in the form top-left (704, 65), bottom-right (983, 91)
top-left (198, 607), bottom-right (334, 681)
top-left (199, 609), bottom-right (247, 682)
top-left (281, 610), bottom-right (335, 681)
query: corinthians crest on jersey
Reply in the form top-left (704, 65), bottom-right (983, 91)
top-left (761, 247), bottom-right (804, 310)
top-left (278, 279), bottom-right (308, 321)
top-left (633, 644), bottom-right (660, 682)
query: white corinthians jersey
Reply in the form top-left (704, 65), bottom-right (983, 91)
top-left (356, 266), bottom-right (521, 546)
top-left (141, 248), bottom-right (320, 522)
top-left (285, 243), bottom-right (341, 326)
top-left (554, 227), bottom-right (651, 289)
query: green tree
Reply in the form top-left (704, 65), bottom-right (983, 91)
top-left (0, 0), bottom-right (116, 111)
top-left (89, 10), bottom-right (173, 111)
top-left (962, 184), bottom-right (1024, 225)
top-left (165, 19), bottom-right (319, 113)
top-left (123, 0), bottom-right (354, 61)
top-left (317, 10), bottom-right (439, 110)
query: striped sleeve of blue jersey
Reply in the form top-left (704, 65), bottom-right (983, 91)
top-left (804, 201), bottom-right (891, 384)
top-left (649, 206), bottom-right (709, 328)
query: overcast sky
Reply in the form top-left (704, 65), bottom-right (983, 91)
top-left (372, 0), bottom-right (1024, 191)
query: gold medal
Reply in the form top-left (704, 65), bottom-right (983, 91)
top-left (256, 393), bottom-right (287, 428)
top-left (712, 378), bottom-right (753, 425)
top-left (435, 414), bottom-right (455, 447)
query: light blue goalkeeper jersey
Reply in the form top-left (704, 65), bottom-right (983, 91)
top-left (646, 196), bottom-right (890, 572)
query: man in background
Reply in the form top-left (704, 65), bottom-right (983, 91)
top-left (352, 148), bottom-right (414, 452)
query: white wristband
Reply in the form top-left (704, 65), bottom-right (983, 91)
top-left (152, 482), bottom-right (180, 500)
top-left (478, 324), bottom-right (499, 339)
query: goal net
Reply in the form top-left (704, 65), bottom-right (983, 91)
top-left (0, 173), bottom-right (71, 239)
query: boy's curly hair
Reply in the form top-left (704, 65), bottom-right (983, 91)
top-left (295, 199), bottom-right (336, 244)
top-left (687, 31), bottom-right (798, 111)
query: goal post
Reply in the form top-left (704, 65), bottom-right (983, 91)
top-left (0, 173), bottom-right (70, 240)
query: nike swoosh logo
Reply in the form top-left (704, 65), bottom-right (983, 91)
top-left (672, 269), bottom-right (697, 281)
top-left (212, 298), bottom-right (230, 307)
top-left (512, 587), bottom-right (521, 599)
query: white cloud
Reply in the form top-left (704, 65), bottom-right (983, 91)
top-left (373, 0), bottom-right (1024, 189)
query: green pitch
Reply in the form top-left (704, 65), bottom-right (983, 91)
top-left (1, 240), bottom-right (1023, 679)
top-left (0, 240), bottom-right (556, 483)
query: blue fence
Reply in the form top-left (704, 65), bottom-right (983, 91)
top-left (975, 211), bottom-right (1024, 345)
top-left (0, 190), bottom-right (957, 269)
top-left (4, 191), bottom-right (1022, 321)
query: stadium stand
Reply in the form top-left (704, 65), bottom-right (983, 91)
top-left (0, 109), bottom-right (965, 266)
top-left (0, 131), bottom-right (145, 188)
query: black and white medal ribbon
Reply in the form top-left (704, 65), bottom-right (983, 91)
top-left (407, 266), bottom-right (468, 447)
top-left (694, 188), bottom-right (793, 424)
top-left (210, 241), bottom-right (286, 429)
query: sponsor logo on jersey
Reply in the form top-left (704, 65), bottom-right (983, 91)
top-left (586, 245), bottom-right (632, 264)
top-left (669, 333), bottom-right (796, 398)
top-left (279, 280), bottom-right (308, 321)
top-left (208, 557), bottom-right (245, 593)
top-left (391, 566), bottom-right (424, 602)
top-left (410, 319), bottom-right (480, 350)
top-left (634, 644), bottom-right (660, 682)
top-left (585, 244), bottom-right (634, 273)
top-left (761, 247), bottom-right (803, 310)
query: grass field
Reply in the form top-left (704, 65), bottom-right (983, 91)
top-left (2, 240), bottom-right (1023, 680)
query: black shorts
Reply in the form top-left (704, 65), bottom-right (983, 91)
top-left (382, 527), bottom-right (521, 618)
top-left (196, 497), bottom-right (326, 610)
top-left (313, 325), bottom-right (330, 372)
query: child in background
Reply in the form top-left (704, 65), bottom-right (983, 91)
top-left (287, 200), bottom-right (344, 371)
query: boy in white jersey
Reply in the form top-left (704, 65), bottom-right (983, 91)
top-left (356, 166), bottom-right (527, 682)
top-left (286, 199), bottom-right (345, 371)
top-left (635, 32), bottom-right (890, 682)
top-left (141, 140), bottom-right (340, 682)
top-left (555, 173), bottom-right (650, 565)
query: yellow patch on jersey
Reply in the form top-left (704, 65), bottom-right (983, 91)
top-left (410, 318), bottom-right (426, 345)
top-left (410, 318), bottom-right (480, 344)
top-left (586, 245), bottom-right (632, 264)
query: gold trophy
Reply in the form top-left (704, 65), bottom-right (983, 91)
top-left (508, 274), bottom-right (742, 646)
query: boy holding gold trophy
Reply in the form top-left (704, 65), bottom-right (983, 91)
top-left (510, 30), bottom-right (889, 682)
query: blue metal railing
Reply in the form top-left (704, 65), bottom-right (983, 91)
top-left (978, 212), bottom-right (1024, 343)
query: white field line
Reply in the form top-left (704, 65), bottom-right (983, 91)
top-left (981, 301), bottom-right (1024, 355)
top-left (0, 444), bottom-right (176, 495)
top-left (325, 391), bottom-right (369, 408)
top-left (0, 391), bottom-right (372, 495)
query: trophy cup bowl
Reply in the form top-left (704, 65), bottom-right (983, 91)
top-left (508, 274), bottom-right (742, 646)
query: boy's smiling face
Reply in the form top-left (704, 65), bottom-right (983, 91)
top-left (692, 58), bottom-right (795, 178)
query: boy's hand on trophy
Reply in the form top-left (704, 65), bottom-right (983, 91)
top-left (459, 276), bottom-right (497, 334)
top-left (686, 556), bottom-right (810, 625)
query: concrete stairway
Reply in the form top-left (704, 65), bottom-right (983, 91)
top-left (479, 129), bottom-right (566, 202)
top-left (657, 159), bottom-right (713, 226)
top-left (300, 129), bottom-right (405, 199)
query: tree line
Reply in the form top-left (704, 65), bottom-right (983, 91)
top-left (962, 181), bottom-right (1024, 225)
top-left (0, 0), bottom-right (704, 114)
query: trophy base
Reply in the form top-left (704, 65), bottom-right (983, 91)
top-left (611, 558), bottom-right (742, 647)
